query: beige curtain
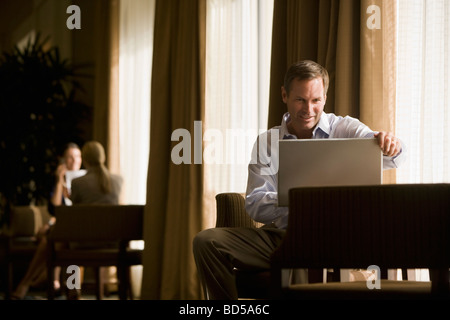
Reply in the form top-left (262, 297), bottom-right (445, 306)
top-left (267, 0), bottom-right (396, 183)
top-left (93, 0), bottom-right (121, 178)
top-left (268, 0), bottom-right (341, 128)
top-left (140, 0), bottom-right (206, 300)
top-left (359, 0), bottom-right (397, 184)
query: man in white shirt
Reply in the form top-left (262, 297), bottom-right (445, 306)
top-left (193, 60), bottom-right (406, 299)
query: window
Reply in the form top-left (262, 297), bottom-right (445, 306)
top-left (396, 0), bottom-right (450, 184)
top-left (118, 0), bottom-right (155, 298)
top-left (118, 0), bottom-right (155, 205)
top-left (204, 0), bottom-right (273, 191)
top-left (203, 0), bottom-right (274, 226)
top-left (395, 0), bottom-right (450, 281)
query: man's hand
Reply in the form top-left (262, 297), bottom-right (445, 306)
top-left (374, 132), bottom-right (401, 157)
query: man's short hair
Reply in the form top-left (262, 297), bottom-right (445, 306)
top-left (283, 60), bottom-right (329, 96)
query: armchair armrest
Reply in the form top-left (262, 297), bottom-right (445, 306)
top-left (215, 193), bottom-right (260, 228)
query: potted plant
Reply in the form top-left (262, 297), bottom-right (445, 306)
top-left (0, 34), bottom-right (91, 226)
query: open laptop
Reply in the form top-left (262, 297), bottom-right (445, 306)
top-left (277, 138), bottom-right (383, 206)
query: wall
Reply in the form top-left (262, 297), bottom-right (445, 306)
top-left (0, 0), bottom-right (102, 142)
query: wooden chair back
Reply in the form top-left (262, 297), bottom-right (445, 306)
top-left (47, 204), bottom-right (144, 300)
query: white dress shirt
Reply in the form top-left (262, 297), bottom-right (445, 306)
top-left (245, 112), bottom-right (406, 229)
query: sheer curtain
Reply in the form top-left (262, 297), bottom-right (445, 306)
top-left (203, 0), bottom-right (274, 228)
top-left (396, 0), bottom-right (450, 280)
top-left (119, 0), bottom-right (155, 205)
top-left (396, 0), bottom-right (450, 184)
top-left (118, 0), bottom-right (155, 297)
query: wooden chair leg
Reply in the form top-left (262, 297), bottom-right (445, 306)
top-left (402, 268), bottom-right (408, 280)
top-left (430, 268), bottom-right (450, 296)
top-left (94, 267), bottom-right (104, 300)
top-left (380, 268), bottom-right (388, 279)
top-left (308, 268), bottom-right (323, 283)
top-left (6, 261), bottom-right (13, 300)
top-left (47, 264), bottom-right (55, 300)
top-left (117, 266), bottom-right (129, 300)
top-left (332, 268), bottom-right (340, 282)
top-left (127, 267), bottom-right (134, 300)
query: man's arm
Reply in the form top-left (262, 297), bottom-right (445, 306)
top-left (245, 163), bottom-right (288, 227)
top-left (245, 130), bottom-right (289, 228)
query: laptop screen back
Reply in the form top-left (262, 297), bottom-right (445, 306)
top-left (277, 138), bottom-right (383, 206)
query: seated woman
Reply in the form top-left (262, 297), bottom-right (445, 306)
top-left (11, 141), bottom-right (123, 300)
top-left (70, 141), bottom-right (123, 205)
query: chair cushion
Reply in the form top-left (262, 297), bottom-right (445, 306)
top-left (286, 280), bottom-right (433, 299)
top-left (10, 205), bottom-right (51, 236)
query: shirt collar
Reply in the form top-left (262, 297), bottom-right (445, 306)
top-left (280, 113), bottom-right (295, 139)
top-left (313, 112), bottom-right (330, 137)
top-left (281, 112), bottom-right (330, 139)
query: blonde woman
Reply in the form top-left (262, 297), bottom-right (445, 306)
top-left (70, 141), bottom-right (123, 205)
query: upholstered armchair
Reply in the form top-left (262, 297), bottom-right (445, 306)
top-left (271, 184), bottom-right (450, 299)
top-left (215, 193), bottom-right (261, 229)
top-left (214, 192), bottom-right (334, 299)
top-left (214, 193), bottom-right (269, 299)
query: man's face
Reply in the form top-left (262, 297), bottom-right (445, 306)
top-left (281, 77), bottom-right (326, 137)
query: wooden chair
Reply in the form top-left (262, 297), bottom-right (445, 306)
top-left (271, 184), bottom-right (450, 300)
top-left (46, 204), bottom-right (144, 300)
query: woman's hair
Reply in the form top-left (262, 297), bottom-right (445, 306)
top-left (283, 60), bottom-right (329, 97)
top-left (81, 141), bottom-right (112, 194)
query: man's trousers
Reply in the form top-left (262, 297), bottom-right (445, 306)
top-left (193, 226), bottom-right (285, 300)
